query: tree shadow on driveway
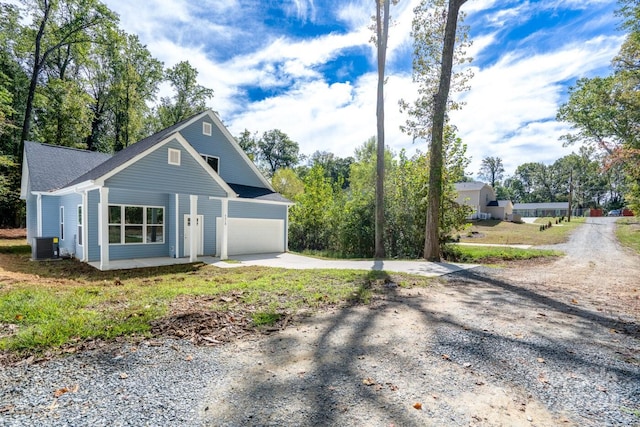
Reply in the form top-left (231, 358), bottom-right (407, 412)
top-left (199, 268), bottom-right (640, 426)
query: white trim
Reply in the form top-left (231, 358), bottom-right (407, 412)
top-left (224, 197), bottom-right (294, 206)
top-left (77, 204), bottom-right (83, 247)
top-left (220, 199), bottom-right (228, 260)
top-left (202, 121), bottom-right (212, 136)
top-left (81, 192), bottom-right (88, 261)
top-left (200, 153), bottom-right (220, 174)
top-left (100, 187), bottom-right (109, 270)
top-left (60, 206), bottom-right (65, 241)
top-left (168, 148), bottom-right (181, 165)
top-left (19, 159), bottom-right (29, 199)
top-left (175, 193), bottom-right (179, 258)
top-left (107, 204), bottom-right (165, 245)
top-left (36, 194), bottom-right (42, 237)
top-left (189, 195), bottom-right (197, 262)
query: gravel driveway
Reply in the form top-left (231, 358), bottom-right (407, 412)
top-left (1, 217), bottom-right (639, 426)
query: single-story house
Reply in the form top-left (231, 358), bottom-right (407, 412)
top-left (512, 202), bottom-right (569, 217)
top-left (454, 182), bottom-right (513, 220)
top-left (20, 110), bottom-right (293, 270)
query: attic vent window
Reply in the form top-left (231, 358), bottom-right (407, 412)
top-left (168, 148), bottom-right (181, 165)
top-left (203, 122), bottom-right (212, 136)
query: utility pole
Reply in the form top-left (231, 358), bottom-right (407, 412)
top-left (567, 170), bottom-right (573, 222)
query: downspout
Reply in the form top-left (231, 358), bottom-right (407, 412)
top-left (175, 193), bottom-right (180, 258)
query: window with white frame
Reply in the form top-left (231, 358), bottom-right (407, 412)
top-left (168, 148), bottom-right (181, 165)
top-left (77, 205), bottom-right (83, 245)
top-left (108, 205), bottom-right (164, 244)
top-left (60, 206), bottom-right (64, 240)
top-left (203, 121), bottom-right (212, 136)
top-left (201, 154), bottom-right (219, 173)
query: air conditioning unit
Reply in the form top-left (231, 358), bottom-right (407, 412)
top-left (32, 237), bottom-right (60, 260)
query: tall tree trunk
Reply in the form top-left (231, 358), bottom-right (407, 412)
top-left (424, 0), bottom-right (467, 261)
top-left (375, 0), bottom-right (390, 259)
top-left (19, 1), bottom-right (52, 157)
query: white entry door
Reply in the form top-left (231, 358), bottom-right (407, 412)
top-left (184, 214), bottom-right (204, 257)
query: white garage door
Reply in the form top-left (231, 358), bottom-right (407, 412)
top-left (216, 218), bottom-right (285, 256)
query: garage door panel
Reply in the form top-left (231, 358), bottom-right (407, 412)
top-left (216, 218), bottom-right (285, 255)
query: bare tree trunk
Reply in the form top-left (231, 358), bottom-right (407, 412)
top-left (424, 0), bottom-right (467, 261)
top-left (375, 0), bottom-right (390, 259)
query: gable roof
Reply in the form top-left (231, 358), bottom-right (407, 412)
top-left (23, 141), bottom-right (112, 193)
top-left (455, 181), bottom-right (491, 191)
top-left (66, 113), bottom-right (198, 188)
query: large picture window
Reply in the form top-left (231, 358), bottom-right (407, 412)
top-left (77, 205), bottom-right (83, 246)
top-left (108, 205), bottom-right (164, 244)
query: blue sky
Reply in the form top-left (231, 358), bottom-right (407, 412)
top-left (102, 0), bottom-right (624, 177)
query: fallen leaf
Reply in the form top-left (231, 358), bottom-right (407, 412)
top-left (14, 314), bottom-right (23, 321)
top-left (413, 402), bottom-right (422, 410)
top-left (441, 354), bottom-right (451, 361)
top-left (537, 358), bottom-right (545, 363)
top-left (119, 372), bottom-right (128, 379)
top-left (185, 354), bottom-right (193, 361)
top-left (362, 377), bottom-right (376, 386)
top-left (571, 299), bottom-right (578, 304)
top-left (0, 404), bottom-right (15, 413)
top-left (53, 387), bottom-right (69, 398)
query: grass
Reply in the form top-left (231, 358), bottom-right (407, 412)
top-left (0, 241), bottom-right (430, 355)
top-left (615, 217), bottom-right (640, 255)
top-left (459, 217), bottom-right (586, 246)
top-left (449, 244), bottom-right (561, 263)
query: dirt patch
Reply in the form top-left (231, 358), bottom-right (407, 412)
top-left (0, 229), bottom-right (27, 239)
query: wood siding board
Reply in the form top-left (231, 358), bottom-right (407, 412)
top-left (41, 196), bottom-right (59, 238)
top-left (105, 139), bottom-right (227, 197)
top-left (26, 194), bottom-right (37, 242)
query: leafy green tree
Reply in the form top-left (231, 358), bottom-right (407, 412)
top-left (16, 0), bottom-right (117, 156)
top-left (400, 0), bottom-right (472, 261)
top-left (236, 129), bottom-right (258, 161)
top-left (156, 61), bottom-right (213, 129)
top-left (477, 156), bottom-right (504, 187)
top-left (288, 165), bottom-right (334, 251)
top-left (271, 168), bottom-right (304, 201)
top-left (257, 129), bottom-right (300, 176)
top-left (308, 150), bottom-right (353, 188)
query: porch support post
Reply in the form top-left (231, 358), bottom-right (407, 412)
top-left (99, 187), bottom-right (109, 270)
top-left (175, 194), bottom-right (180, 258)
top-left (220, 199), bottom-right (228, 260)
top-left (81, 191), bottom-right (88, 262)
top-left (189, 194), bottom-right (197, 262)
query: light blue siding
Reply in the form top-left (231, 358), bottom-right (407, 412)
top-left (200, 197), bottom-right (220, 256)
top-left (229, 200), bottom-right (287, 220)
top-left (26, 193), bottom-right (37, 242)
top-left (168, 194), bottom-right (177, 257)
top-left (109, 188), bottom-right (168, 206)
top-left (105, 139), bottom-right (228, 197)
top-left (180, 118), bottom-right (266, 188)
top-left (87, 190), bottom-right (100, 262)
top-left (59, 194), bottom-right (82, 258)
top-left (41, 195), bottom-right (59, 238)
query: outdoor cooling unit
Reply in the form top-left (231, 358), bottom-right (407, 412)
top-left (32, 237), bottom-right (60, 260)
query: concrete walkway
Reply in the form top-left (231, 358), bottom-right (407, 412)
top-left (206, 252), bottom-right (478, 277)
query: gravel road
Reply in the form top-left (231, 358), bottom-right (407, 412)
top-left (1, 217), bottom-right (639, 426)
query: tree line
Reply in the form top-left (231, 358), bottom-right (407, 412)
top-left (0, 0), bottom-right (214, 226)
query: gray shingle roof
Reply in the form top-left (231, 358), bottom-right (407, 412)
top-left (228, 183), bottom-right (291, 203)
top-left (24, 141), bottom-right (112, 192)
top-left (455, 181), bottom-right (489, 191)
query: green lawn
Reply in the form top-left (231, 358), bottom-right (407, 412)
top-left (616, 217), bottom-right (640, 255)
top-left (0, 241), bottom-right (430, 356)
top-left (448, 245), bottom-right (561, 263)
top-left (459, 217), bottom-right (585, 246)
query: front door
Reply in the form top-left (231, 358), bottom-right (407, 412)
top-left (184, 214), bottom-right (204, 257)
